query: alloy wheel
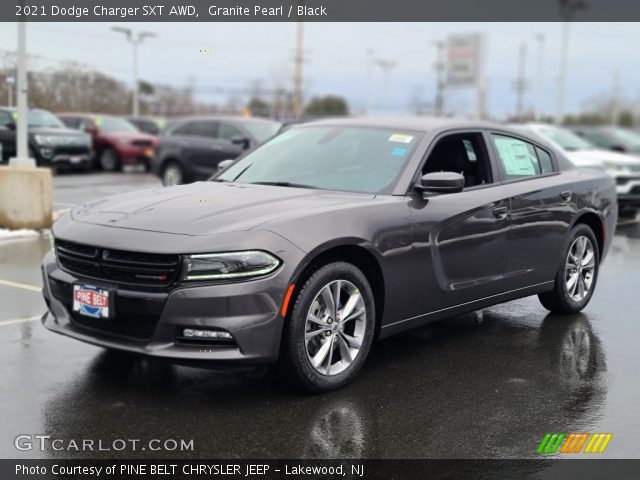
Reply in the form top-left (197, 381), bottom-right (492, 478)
top-left (565, 235), bottom-right (595, 302)
top-left (163, 164), bottom-right (183, 186)
top-left (304, 280), bottom-right (366, 376)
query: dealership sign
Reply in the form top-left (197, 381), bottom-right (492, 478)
top-left (445, 33), bottom-right (483, 87)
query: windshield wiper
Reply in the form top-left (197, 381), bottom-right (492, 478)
top-left (249, 181), bottom-right (317, 189)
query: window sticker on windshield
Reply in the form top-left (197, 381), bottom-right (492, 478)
top-left (95, 117), bottom-right (103, 126)
top-left (494, 138), bottom-right (536, 176)
top-left (11, 111), bottom-right (18, 119)
top-left (391, 147), bottom-right (407, 157)
top-left (389, 134), bottom-right (414, 144)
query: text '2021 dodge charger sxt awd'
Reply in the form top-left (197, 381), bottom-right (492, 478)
top-left (41, 117), bottom-right (617, 392)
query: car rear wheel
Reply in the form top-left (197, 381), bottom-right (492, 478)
top-left (280, 262), bottom-right (376, 392)
top-left (162, 161), bottom-right (184, 186)
top-left (99, 148), bottom-right (120, 172)
top-left (538, 224), bottom-right (599, 314)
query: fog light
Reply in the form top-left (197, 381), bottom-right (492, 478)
top-left (183, 328), bottom-right (232, 339)
top-left (40, 148), bottom-right (53, 158)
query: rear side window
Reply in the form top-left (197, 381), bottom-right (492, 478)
top-left (171, 121), bottom-right (198, 137)
top-left (492, 134), bottom-right (554, 180)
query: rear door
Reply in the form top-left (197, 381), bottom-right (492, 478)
top-left (487, 132), bottom-right (574, 288)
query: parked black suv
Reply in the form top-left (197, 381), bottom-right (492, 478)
top-left (0, 107), bottom-right (92, 171)
top-left (151, 116), bottom-right (281, 185)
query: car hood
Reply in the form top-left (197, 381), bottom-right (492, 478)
top-left (565, 149), bottom-right (640, 167)
top-left (29, 126), bottom-right (86, 137)
top-left (101, 131), bottom-right (156, 142)
top-left (71, 181), bottom-right (375, 236)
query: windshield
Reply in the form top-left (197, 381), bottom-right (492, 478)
top-left (610, 128), bottom-right (640, 149)
top-left (242, 120), bottom-right (282, 143)
top-left (96, 117), bottom-right (138, 133)
top-left (27, 110), bottom-right (64, 128)
top-left (535, 125), bottom-right (594, 151)
top-left (217, 126), bottom-right (423, 194)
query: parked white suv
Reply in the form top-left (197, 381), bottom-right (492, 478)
top-left (518, 123), bottom-right (640, 217)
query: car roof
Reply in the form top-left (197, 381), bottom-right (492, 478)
top-left (298, 115), bottom-right (512, 133)
top-left (169, 115), bottom-right (279, 124)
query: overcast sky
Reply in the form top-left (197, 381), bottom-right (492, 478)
top-left (1, 22), bottom-right (639, 118)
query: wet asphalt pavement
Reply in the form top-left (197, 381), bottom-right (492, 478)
top-left (1, 172), bottom-right (639, 460)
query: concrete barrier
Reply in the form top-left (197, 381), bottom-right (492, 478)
top-left (0, 166), bottom-right (52, 229)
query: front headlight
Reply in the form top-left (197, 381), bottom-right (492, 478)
top-left (34, 134), bottom-right (57, 146)
top-left (181, 251), bottom-right (280, 281)
top-left (602, 161), bottom-right (631, 174)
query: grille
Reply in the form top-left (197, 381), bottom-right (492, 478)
top-left (50, 278), bottom-right (164, 342)
top-left (131, 139), bottom-right (154, 148)
top-left (630, 185), bottom-right (640, 195)
top-left (55, 240), bottom-right (180, 287)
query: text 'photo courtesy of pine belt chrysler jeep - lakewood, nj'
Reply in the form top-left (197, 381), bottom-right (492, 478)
top-left (41, 117), bottom-right (617, 392)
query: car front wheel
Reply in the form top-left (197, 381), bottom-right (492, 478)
top-left (538, 224), bottom-right (599, 314)
top-left (162, 161), bottom-right (184, 186)
top-left (281, 262), bottom-right (376, 392)
top-left (99, 148), bottom-right (120, 171)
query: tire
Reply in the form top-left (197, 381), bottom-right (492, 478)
top-left (162, 161), bottom-right (185, 186)
top-left (280, 261), bottom-right (376, 393)
top-left (538, 224), bottom-right (599, 314)
top-left (99, 148), bottom-right (120, 171)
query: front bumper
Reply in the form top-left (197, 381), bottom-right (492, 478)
top-left (35, 145), bottom-right (93, 169)
top-left (117, 145), bottom-right (155, 166)
top-left (41, 251), bottom-right (287, 365)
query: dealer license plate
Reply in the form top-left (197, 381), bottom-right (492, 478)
top-left (72, 285), bottom-right (110, 318)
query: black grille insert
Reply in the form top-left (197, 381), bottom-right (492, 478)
top-left (56, 240), bottom-right (180, 287)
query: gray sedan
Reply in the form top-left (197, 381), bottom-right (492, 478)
top-left (42, 117), bottom-right (617, 392)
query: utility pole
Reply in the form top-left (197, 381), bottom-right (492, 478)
top-left (13, 22), bottom-right (30, 165)
top-left (375, 59), bottom-right (397, 112)
top-left (111, 27), bottom-right (157, 117)
top-left (514, 42), bottom-right (528, 121)
top-left (433, 41), bottom-right (445, 116)
top-left (611, 70), bottom-right (620, 126)
top-left (365, 48), bottom-right (375, 114)
top-left (556, 0), bottom-right (587, 125)
top-left (292, 21), bottom-right (304, 119)
top-left (533, 34), bottom-right (545, 121)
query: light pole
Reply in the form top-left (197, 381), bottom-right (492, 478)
top-left (555, 0), bottom-right (587, 125)
top-left (375, 59), bottom-right (397, 112)
top-left (533, 34), bottom-right (545, 121)
top-left (292, 21), bottom-right (304, 119)
top-left (13, 22), bottom-right (30, 165)
top-left (365, 48), bottom-right (375, 114)
top-left (6, 75), bottom-right (15, 108)
top-left (433, 41), bottom-right (445, 116)
top-left (111, 27), bottom-right (156, 117)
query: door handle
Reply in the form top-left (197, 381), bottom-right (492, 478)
top-left (560, 190), bottom-right (572, 201)
top-left (493, 206), bottom-right (508, 219)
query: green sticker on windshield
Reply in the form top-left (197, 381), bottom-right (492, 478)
top-left (11, 111), bottom-right (18, 120)
top-left (95, 117), bottom-right (103, 126)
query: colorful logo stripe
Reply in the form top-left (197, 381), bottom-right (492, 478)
top-left (537, 433), bottom-right (612, 454)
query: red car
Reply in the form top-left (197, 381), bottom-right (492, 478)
top-left (58, 113), bottom-right (157, 171)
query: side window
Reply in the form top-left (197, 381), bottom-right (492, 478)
top-left (492, 134), bottom-right (552, 180)
top-left (0, 111), bottom-right (13, 127)
top-left (170, 121), bottom-right (197, 136)
top-left (423, 133), bottom-right (493, 188)
top-left (191, 121), bottom-right (218, 139)
top-left (65, 118), bottom-right (81, 129)
top-left (218, 122), bottom-right (243, 141)
top-left (535, 147), bottom-right (553, 174)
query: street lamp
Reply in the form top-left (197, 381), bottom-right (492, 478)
top-left (375, 59), bottom-right (397, 112)
top-left (555, 0), bottom-right (587, 125)
top-left (110, 27), bottom-right (157, 117)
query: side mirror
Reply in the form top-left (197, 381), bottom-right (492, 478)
top-left (230, 134), bottom-right (250, 149)
top-left (6, 122), bottom-right (16, 131)
top-left (416, 171), bottom-right (465, 194)
top-left (610, 145), bottom-right (626, 153)
top-left (84, 125), bottom-right (97, 134)
top-left (217, 159), bottom-right (235, 172)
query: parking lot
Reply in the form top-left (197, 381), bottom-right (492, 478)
top-left (1, 172), bottom-right (640, 460)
